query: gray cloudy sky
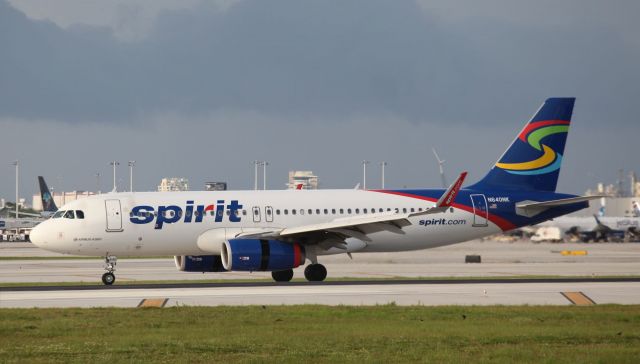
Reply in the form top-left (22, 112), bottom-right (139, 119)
top-left (1, 0), bottom-right (638, 202)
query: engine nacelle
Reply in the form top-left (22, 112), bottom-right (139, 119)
top-left (221, 239), bottom-right (305, 271)
top-left (174, 255), bottom-right (226, 272)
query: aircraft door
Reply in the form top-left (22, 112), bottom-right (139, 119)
top-left (470, 194), bottom-right (489, 227)
top-left (252, 206), bottom-right (261, 223)
top-left (265, 206), bottom-right (274, 222)
top-left (105, 199), bottom-right (123, 232)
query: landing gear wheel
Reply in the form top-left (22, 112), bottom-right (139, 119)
top-left (304, 263), bottom-right (327, 282)
top-left (271, 269), bottom-right (294, 282)
top-left (102, 255), bottom-right (118, 285)
top-left (102, 272), bottom-right (115, 285)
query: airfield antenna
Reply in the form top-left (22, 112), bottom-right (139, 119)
top-left (110, 161), bottom-right (119, 192)
top-left (432, 148), bottom-right (447, 188)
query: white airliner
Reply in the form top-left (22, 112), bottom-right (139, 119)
top-left (30, 98), bottom-right (601, 285)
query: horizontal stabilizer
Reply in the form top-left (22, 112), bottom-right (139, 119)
top-left (516, 195), bottom-right (605, 217)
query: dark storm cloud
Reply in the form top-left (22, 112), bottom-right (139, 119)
top-left (1, 0), bottom-right (638, 125)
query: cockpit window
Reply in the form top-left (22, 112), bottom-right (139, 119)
top-left (53, 211), bottom-right (65, 219)
top-left (64, 210), bottom-right (75, 219)
top-left (76, 210), bottom-right (85, 219)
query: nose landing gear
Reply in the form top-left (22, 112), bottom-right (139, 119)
top-left (102, 255), bottom-right (118, 285)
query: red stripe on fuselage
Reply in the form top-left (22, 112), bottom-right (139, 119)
top-left (370, 190), bottom-right (516, 231)
top-left (518, 120), bottom-right (570, 142)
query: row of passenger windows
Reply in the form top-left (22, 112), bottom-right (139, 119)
top-left (132, 207), bottom-right (435, 218)
top-left (270, 207), bottom-right (426, 216)
top-left (52, 210), bottom-right (85, 219)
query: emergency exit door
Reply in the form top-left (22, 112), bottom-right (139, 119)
top-left (105, 199), bottom-right (123, 232)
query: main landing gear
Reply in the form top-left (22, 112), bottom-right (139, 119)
top-left (270, 264), bottom-right (328, 282)
top-left (304, 263), bottom-right (327, 282)
top-left (102, 255), bottom-right (117, 285)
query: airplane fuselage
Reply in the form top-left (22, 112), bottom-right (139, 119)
top-left (31, 188), bottom-right (586, 257)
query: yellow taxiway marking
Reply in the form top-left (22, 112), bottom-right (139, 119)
top-left (138, 298), bottom-right (169, 308)
top-left (561, 250), bottom-right (588, 256)
top-left (561, 292), bottom-right (595, 305)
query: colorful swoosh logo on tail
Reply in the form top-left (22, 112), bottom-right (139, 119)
top-left (496, 120), bottom-right (570, 175)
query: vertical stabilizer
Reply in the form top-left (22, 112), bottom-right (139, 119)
top-left (471, 98), bottom-right (575, 192)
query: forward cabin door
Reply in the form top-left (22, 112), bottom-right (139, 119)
top-left (470, 194), bottom-right (489, 227)
top-left (105, 199), bottom-right (123, 232)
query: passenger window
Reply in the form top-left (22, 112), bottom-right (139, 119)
top-left (380, 208), bottom-right (384, 213)
top-left (267, 209), bottom-right (272, 216)
top-left (316, 209), bottom-right (320, 214)
top-left (284, 209), bottom-right (289, 215)
top-left (339, 209), bottom-right (344, 214)
top-left (395, 208), bottom-right (399, 213)
top-left (355, 208), bottom-right (360, 214)
top-left (331, 209), bottom-right (336, 214)
top-left (403, 208), bottom-right (407, 213)
top-left (292, 209), bottom-right (297, 215)
top-left (363, 208), bottom-right (368, 214)
top-left (300, 209), bottom-right (304, 215)
top-left (76, 210), bottom-right (84, 219)
top-left (242, 210), bottom-right (247, 216)
top-left (324, 209), bottom-right (328, 214)
top-left (276, 209), bottom-right (281, 215)
top-left (410, 208), bottom-right (415, 213)
top-left (347, 209), bottom-right (352, 214)
top-left (418, 208), bottom-right (423, 212)
top-left (64, 210), bottom-right (75, 219)
top-left (308, 209), bottom-right (313, 215)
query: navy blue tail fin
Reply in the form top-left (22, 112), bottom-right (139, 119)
top-left (38, 176), bottom-right (57, 212)
top-left (471, 98), bottom-right (575, 192)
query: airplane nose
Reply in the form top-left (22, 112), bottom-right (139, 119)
top-left (29, 223), bottom-right (46, 247)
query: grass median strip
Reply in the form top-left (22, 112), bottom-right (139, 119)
top-left (1, 305), bottom-right (639, 363)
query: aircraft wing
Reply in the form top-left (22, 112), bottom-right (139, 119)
top-left (237, 172), bottom-right (468, 246)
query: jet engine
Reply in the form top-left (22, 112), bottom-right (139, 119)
top-left (221, 238), bottom-right (305, 271)
top-left (174, 255), bottom-right (226, 272)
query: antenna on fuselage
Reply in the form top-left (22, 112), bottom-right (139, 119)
top-left (432, 148), bottom-right (447, 188)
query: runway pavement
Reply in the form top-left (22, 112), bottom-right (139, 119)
top-left (2, 240), bottom-right (639, 307)
top-left (2, 280), bottom-right (639, 308)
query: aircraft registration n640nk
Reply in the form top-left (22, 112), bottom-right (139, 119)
top-left (30, 98), bottom-right (600, 285)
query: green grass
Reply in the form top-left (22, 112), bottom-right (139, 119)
top-left (1, 305), bottom-right (639, 363)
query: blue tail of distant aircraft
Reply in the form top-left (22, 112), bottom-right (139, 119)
top-left (471, 98), bottom-right (575, 192)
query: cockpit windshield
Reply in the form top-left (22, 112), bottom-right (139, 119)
top-left (52, 211), bottom-right (64, 219)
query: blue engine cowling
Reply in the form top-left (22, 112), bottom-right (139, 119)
top-left (221, 238), bottom-right (305, 271)
top-left (174, 255), bottom-right (226, 272)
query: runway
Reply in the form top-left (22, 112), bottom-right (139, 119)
top-left (2, 240), bottom-right (640, 308)
top-left (2, 279), bottom-right (639, 308)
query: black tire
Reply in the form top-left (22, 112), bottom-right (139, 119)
top-left (271, 269), bottom-right (294, 282)
top-left (102, 272), bottom-right (115, 285)
top-left (304, 264), bottom-right (327, 282)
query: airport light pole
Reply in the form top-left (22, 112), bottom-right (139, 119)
top-left (12, 161), bottom-right (19, 217)
top-left (362, 160), bottom-right (370, 190)
top-left (262, 161), bottom-right (269, 190)
top-left (380, 161), bottom-right (388, 189)
top-left (110, 161), bottom-right (119, 192)
top-left (253, 160), bottom-right (260, 190)
top-left (128, 161), bottom-right (135, 192)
